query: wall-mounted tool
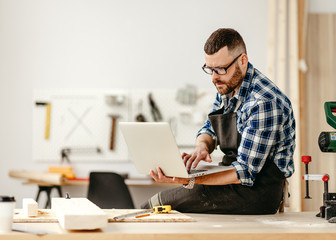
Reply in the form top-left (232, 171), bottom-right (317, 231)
top-left (35, 101), bottom-right (51, 140)
top-left (148, 93), bottom-right (163, 122)
top-left (105, 94), bottom-right (126, 106)
top-left (302, 155), bottom-right (312, 199)
top-left (318, 102), bottom-right (336, 152)
top-left (108, 115), bottom-right (120, 150)
top-left (135, 100), bottom-right (146, 122)
top-left (61, 147), bottom-right (102, 163)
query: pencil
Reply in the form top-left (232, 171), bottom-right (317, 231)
top-left (135, 213), bottom-right (150, 218)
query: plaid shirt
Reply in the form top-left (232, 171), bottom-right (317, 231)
top-left (198, 62), bottom-right (295, 186)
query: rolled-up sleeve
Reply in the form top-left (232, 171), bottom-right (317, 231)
top-left (232, 100), bottom-right (283, 186)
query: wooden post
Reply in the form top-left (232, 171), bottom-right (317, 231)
top-left (298, 0), bottom-right (307, 212)
top-left (276, 0), bottom-right (287, 92)
top-left (288, 0), bottom-right (302, 213)
top-left (267, 0), bottom-right (276, 81)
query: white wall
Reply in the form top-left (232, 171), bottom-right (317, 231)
top-left (309, 0), bottom-right (336, 12)
top-left (0, 0), bottom-right (269, 207)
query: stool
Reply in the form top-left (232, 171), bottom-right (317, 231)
top-left (36, 185), bottom-right (63, 208)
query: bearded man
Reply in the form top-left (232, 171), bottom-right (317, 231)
top-left (142, 28), bottom-right (296, 214)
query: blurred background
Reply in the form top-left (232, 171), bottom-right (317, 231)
top-left (0, 0), bottom-right (335, 212)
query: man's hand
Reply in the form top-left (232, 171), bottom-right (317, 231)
top-left (149, 167), bottom-right (189, 184)
top-left (182, 148), bottom-right (212, 171)
top-left (181, 133), bottom-right (215, 171)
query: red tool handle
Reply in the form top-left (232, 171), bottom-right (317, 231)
top-left (322, 174), bottom-right (329, 182)
top-left (301, 155), bottom-right (311, 164)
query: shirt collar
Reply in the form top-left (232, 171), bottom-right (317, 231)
top-left (236, 62), bottom-right (254, 102)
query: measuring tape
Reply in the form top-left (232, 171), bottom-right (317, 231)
top-left (153, 205), bottom-right (171, 213)
top-left (113, 205), bottom-right (171, 221)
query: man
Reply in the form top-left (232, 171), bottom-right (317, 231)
top-left (141, 28), bottom-right (295, 214)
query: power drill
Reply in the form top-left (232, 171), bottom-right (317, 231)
top-left (318, 102), bottom-right (336, 152)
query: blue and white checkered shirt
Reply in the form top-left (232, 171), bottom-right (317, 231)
top-left (198, 62), bottom-right (296, 186)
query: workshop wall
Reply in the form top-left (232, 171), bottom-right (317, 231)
top-left (1, 0), bottom-right (331, 208)
top-left (303, 12), bottom-right (336, 212)
top-left (0, 0), bottom-right (270, 207)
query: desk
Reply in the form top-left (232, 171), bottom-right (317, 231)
top-left (24, 178), bottom-right (179, 208)
top-left (9, 170), bottom-right (181, 208)
top-left (2, 212), bottom-right (336, 240)
top-left (22, 177), bottom-right (179, 188)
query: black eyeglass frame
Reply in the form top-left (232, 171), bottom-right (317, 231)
top-left (202, 53), bottom-right (243, 75)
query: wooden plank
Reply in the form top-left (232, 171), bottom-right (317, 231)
top-left (9, 170), bottom-right (66, 185)
top-left (14, 209), bottom-right (57, 223)
top-left (298, 0), bottom-right (307, 212)
top-left (13, 209), bottom-right (195, 223)
top-left (106, 209), bottom-right (195, 222)
top-left (304, 13), bottom-right (321, 212)
top-left (288, 0), bottom-right (302, 213)
top-left (22, 199), bottom-right (38, 217)
top-left (51, 198), bottom-right (108, 230)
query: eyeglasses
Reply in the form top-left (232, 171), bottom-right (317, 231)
top-left (202, 53), bottom-right (242, 75)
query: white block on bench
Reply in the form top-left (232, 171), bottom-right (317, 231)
top-left (51, 198), bottom-right (108, 230)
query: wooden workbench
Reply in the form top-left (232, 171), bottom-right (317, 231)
top-left (2, 212), bottom-right (336, 240)
top-left (13, 174), bottom-right (179, 208)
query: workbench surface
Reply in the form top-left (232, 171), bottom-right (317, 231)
top-left (2, 212), bottom-right (336, 240)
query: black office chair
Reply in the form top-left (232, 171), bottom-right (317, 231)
top-left (87, 172), bottom-right (135, 209)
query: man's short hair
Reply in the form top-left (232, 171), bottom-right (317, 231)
top-left (204, 28), bottom-right (247, 56)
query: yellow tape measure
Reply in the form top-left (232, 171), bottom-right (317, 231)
top-left (113, 205), bottom-right (172, 221)
top-left (153, 205), bottom-right (171, 213)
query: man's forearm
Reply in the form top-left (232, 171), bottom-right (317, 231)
top-left (195, 133), bottom-right (216, 153)
top-left (195, 169), bottom-right (241, 185)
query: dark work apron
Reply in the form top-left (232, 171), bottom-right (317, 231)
top-left (141, 89), bottom-right (286, 215)
top-left (209, 100), bottom-right (242, 166)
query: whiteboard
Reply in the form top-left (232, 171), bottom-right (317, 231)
top-left (33, 88), bottom-right (216, 162)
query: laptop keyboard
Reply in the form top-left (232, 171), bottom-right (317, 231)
top-left (188, 169), bottom-right (207, 174)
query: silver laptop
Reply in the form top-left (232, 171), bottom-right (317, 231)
top-left (119, 122), bottom-right (234, 178)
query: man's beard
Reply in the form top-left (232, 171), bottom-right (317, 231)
top-left (214, 63), bottom-right (244, 95)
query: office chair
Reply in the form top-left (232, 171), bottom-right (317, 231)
top-left (87, 172), bottom-right (135, 209)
